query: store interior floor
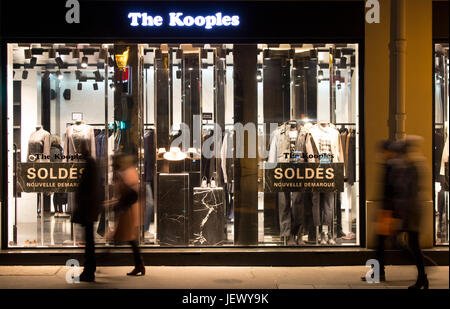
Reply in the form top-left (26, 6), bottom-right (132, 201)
top-left (11, 209), bottom-right (360, 248)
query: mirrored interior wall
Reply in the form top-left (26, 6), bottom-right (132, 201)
top-left (434, 43), bottom-right (449, 245)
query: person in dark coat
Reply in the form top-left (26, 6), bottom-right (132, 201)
top-left (390, 137), bottom-right (428, 289)
top-left (72, 140), bottom-right (102, 282)
top-left (362, 140), bottom-right (396, 283)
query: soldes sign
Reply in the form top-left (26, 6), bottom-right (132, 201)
top-left (128, 12), bottom-right (240, 29)
top-left (263, 163), bottom-right (344, 193)
top-left (17, 163), bottom-right (87, 193)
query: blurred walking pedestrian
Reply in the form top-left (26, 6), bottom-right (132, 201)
top-left (362, 137), bottom-right (428, 289)
top-left (391, 137), bottom-right (428, 289)
top-left (362, 140), bottom-right (397, 283)
top-left (111, 154), bottom-right (145, 276)
top-left (72, 140), bottom-right (102, 282)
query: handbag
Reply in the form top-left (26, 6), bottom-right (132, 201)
top-left (376, 209), bottom-right (399, 236)
top-left (115, 174), bottom-right (138, 213)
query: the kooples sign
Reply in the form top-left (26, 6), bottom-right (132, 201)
top-left (263, 163), bottom-right (344, 193)
top-left (17, 163), bottom-right (87, 193)
top-left (128, 12), bottom-right (240, 29)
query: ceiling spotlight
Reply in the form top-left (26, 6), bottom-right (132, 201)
top-left (318, 70), bottom-right (324, 80)
top-left (48, 48), bottom-right (56, 58)
top-left (108, 56), bottom-right (115, 67)
top-left (56, 70), bottom-right (63, 80)
top-left (109, 83), bottom-right (116, 91)
top-left (72, 49), bottom-right (80, 59)
top-left (75, 70), bottom-right (82, 80)
top-left (217, 48), bottom-right (226, 60)
top-left (43, 71), bottom-right (50, 79)
top-left (99, 48), bottom-right (107, 60)
top-left (256, 70), bottom-right (262, 82)
top-left (24, 49), bottom-right (32, 59)
top-left (263, 49), bottom-right (270, 60)
top-left (30, 57), bottom-right (37, 68)
top-left (81, 56), bottom-right (88, 68)
top-left (55, 57), bottom-right (65, 68)
top-left (22, 70), bottom-right (28, 79)
top-left (77, 82), bottom-right (82, 90)
top-left (94, 70), bottom-right (103, 82)
top-left (93, 83), bottom-right (98, 90)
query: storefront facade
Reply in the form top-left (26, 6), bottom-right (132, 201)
top-left (0, 1), bottom-right (447, 264)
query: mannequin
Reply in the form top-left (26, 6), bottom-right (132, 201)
top-left (268, 120), bottom-right (307, 246)
top-left (27, 125), bottom-right (51, 162)
top-left (305, 121), bottom-right (344, 245)
top-left (28, 125), bottom-right (51, 216)
top-left (65, 120), bottom-right (96, 215)
top-left (64, 120), bottom-right (96, 160)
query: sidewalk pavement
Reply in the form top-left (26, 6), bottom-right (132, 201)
top-left (0, 266), bottom-right (448, 289)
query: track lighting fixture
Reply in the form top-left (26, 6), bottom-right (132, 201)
top-left (30, 57), bottom-right (37, 68)
top-left (72, 49), bottom-right (80, 59)
top-left (77, 82), bottom-right (82, 90)
top-left (43, 71), bottom-right (50, 79)
top-left (81, 56), bottom-right (88, 68)
top-left (256, 70), bottom-right (262, 82)
top-left (263, 49), bottom-right (270, 60)
top-left (55, 57), bottom-right (65, 68)
top-left (56, 70), bottom-right (63, 80)
top-left (48, 48), bottom-right (56, 58)
top-left (22, 70), bottom-right (28, 79)
top-left (24, 49), bottom-right (32, 59)
top-left (318, 70), bottom-right (324, 80)
top-left (93, 83), bottom-right (98, 90)
top-left (94, 70), bottom-right (103, 82)
top-left (108, 56), bottom-right (115, 67)
top-left (99, 48), bottom-right (107, 60)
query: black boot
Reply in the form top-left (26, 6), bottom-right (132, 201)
top-left (408, 274), bottom-right (429, 290)
top-left (127, 257), bottom-right (146, 276)
top-left (127, 263), bottom-right (145, 276)
top-left (79, 270), bottom-right (95, 282)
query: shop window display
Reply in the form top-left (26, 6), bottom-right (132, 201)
top-left (7, 43), bottom-right (360, 248)
top-left (8, 43), bottom-right (116, 247)
top-left (434, 43), bottom-right (449, 245)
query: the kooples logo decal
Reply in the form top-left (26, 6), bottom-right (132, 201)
top-left (274, 167), bottom-right (335, 180)
top-left (26, 167), bottom-right (84, 180)
top-left (128, 12), bottom-right (240, 29)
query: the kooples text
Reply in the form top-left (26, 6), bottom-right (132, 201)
top-left (274, 167), bottom-right (334, 180)
top-left (128, 12), bottom-right (240, 29)
top-left (26, 167), bottom-right (85, 180)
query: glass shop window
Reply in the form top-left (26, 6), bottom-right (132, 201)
top-left (258, 44), bottom-right (360, 246)
top-left (434, 43), bottom-right (449, 245)
top-left (7, 43), bottom-right (116, 247)
top-left (140, 43), bottom-right (360, 247)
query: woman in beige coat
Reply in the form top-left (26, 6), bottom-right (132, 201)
top-left (111, 154), bottom-right (145, 276)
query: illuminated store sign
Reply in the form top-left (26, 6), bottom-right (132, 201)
top-left (128, 12), bottom-right (240, 29)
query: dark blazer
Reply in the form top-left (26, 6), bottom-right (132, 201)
top-left (73, 156), bottom-right (102, 225)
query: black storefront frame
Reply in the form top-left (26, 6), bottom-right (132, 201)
top-left (0, 1), bottom-right (366, 250)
